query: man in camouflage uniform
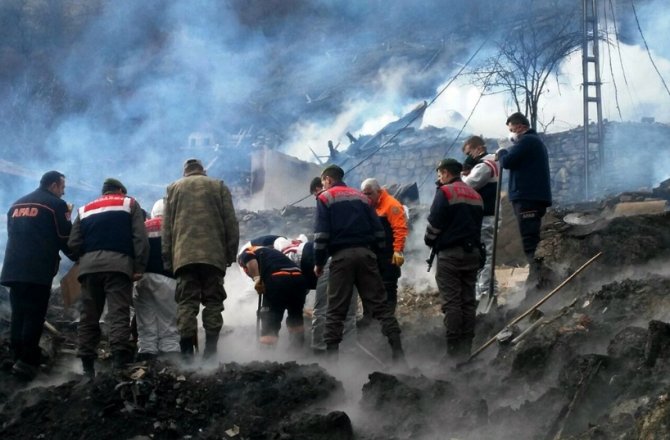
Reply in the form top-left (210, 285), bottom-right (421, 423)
top-left (162, 159), bottom-right (239, 361)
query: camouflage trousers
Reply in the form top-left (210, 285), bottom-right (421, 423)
top-left (175, 264), bottom-right (226, 338)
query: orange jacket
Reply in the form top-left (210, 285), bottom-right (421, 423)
top-left (375, 189), bottom-right (408, 252)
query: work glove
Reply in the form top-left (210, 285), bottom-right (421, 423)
top-left (253, 276), bottom-right (265, 295)
top-left (391, 251), bottom-right (405, 267)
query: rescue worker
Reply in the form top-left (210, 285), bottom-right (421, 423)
top-left (314, 165), bottom-right (405, 362)
top-left (307, 177), bottom-right (357, 354)
top-left (462, 136), bottom-right (500, 302)
top-left (360, 178), bottom-right (408, 316)
top-left (1, 171), bottom-right (74, 380)
top-left (68, 178), bottom-right (150, 376)
top-left (425, 159), bottom-right (483, 361)
top-left (133, 198), bottom-right (180, 361)
top-left (162, 159), bottom-right (239, 361)
top-left (238, 245), bottom-right (307, 349)
top-left (497, 112), bottom-right (552, 288)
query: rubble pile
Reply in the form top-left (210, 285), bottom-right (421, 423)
top-left (0, 186), bottom-right (669, 439)
top-left (0, 361), bottom-right (349, 440)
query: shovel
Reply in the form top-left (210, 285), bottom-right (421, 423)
top-left (477, 165), bottom-right (503, 315)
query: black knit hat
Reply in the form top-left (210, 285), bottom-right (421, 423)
top-left (101, 178), bottom-right (127, 195)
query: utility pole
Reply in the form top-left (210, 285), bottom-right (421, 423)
top-left (582, 0), bottom-right (604, 200)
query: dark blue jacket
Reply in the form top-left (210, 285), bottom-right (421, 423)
top-left (1, 188), bottom-right (73, 287)
top-left (425, 179), bottom-right (483, 251)
top-left (314, 182), bottom-right (385, 266)
top-left (498, 129), bottom-right (552, 206)
top-left (78, 194), bottom-right (135, 257)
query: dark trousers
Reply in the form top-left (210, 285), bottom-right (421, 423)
top-left (261, 273), bottom-right (307, 337)
top-left (324, 247), bottom-right (401, 346)
top-left (78, 272), bottom-right (133, 358)
top-left (9, 283), bottom-right (51, 366)
top-left (175, 264), bottom-right (226, 338)
top-left (512, 200), bottom-right (547, 260)
top-left (435, 247), bottom-right (480, 342)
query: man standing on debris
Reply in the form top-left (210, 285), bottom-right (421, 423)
top-left (133, 198), bottom-right (180, 361)
top-left (307, 177), bottom-right (357, 354)
top-left (162, 159), bottom-right (239, 361)
top-left (238, 244), bottom-right (307, 349)
top-left (462, 136), bottom-right (500, 302)
top-left (497, 112), bottom-right (552, 286)
top-left (425, 159), bottom-right (483, 360)
top-left (314, 165), bottom-right (405, 362)
top-left (360, 178), bottom-right (408, 317)
top-left (1, 171), bottom-right (74, 380)
top-left (68, 178), bottom-right (149, 376)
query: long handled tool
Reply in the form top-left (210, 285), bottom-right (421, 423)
top-left (468, 251), bottom-right (603, 362)
top-left (256, 293), bottom-right (264, 341)
top-left (481, 165), bottom-right (504, 314)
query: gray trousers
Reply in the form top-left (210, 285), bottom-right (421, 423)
top-left (78, 271), bottom-right (133, 358)
top-left (311, 260), bottom-right (357, 350)
top-left (324, 247), bottom-right (400, 346)
top-left (133, 273), bottom-right (180, 354)
top-left (475, 216), bottom-right (499, 300)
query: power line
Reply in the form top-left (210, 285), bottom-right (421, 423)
top-left (602, 0), bottom-right (623, 120)
top-left (286, 38), bottom-right (490, 207)
top-left (631, 0), bottom-right (670, 98)
top-left (417, 69), bottom-right (496, 191)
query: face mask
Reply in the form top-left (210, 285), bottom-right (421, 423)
top-left (508, 132), bottom-right (519, 143)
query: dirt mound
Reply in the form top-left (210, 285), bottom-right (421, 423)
top-left (0, 361), bottom-right (348, 440)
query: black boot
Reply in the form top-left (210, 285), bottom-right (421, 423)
top-left (180, 337), bottom-right (195, 362)
top-left (81, 357), bottom-right (95, 378)
top-left (388, 334), bottom-right (406, 364)
top-left (288, 331), bottom-right (305, 351)
top-left (203, 333), bottom-right (219, 360)
top-left (326, 344), bottom-right (339, 362)
top-left (112, 350), bottom-right (133, 370)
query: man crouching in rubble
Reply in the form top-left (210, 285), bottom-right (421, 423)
top-left (314, 164), bottom-right (406, 363)
top-left (68, 178), bottom-right (149, 377)
top-left (1, 171), bottom-right (75, 381)
top-left (238, 245), bottom-right (308, 350)
top-left (425, 159), bottom-right (483, 361)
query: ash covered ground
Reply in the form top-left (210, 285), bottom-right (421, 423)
top-left (1, 186), bottom-right (670, 440)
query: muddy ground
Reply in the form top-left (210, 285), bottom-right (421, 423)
top-left (1, 200), bottom-right (669, 439)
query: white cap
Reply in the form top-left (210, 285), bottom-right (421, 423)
top-left (151, 198), bottom-right (164, 218)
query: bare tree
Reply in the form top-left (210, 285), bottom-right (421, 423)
top-left (472, 9), bottom-right (582, 131)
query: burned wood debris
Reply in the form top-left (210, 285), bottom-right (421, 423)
top-left (1, 183), bottom-right (669, 439)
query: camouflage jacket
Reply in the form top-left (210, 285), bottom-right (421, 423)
top-left (162, 172), bottom-right (239, 274)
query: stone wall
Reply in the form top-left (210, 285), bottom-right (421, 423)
top-left (341, 121), bottom-right (670, 205)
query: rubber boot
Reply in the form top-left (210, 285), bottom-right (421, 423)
top-left (180, 337), bottom-right (195, 362)
top-left (112, 350), bottom-right (133, 370)
top-left (203, 333), bottom-right (219, 360)
top-left (11, 360), bottom-right (38, 381)
top-left (388, 334), bottom-right (407, 365)
top-left (81, 357), bottom-right (95, 379)
top-left (288, 329), bottom-right (305, 352)
top-left (326, 344), bottom-right (339, 362)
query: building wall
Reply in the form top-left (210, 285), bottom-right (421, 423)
top-left (249, 149), bottom-right (323, 209)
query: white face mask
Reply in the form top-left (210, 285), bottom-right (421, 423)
top-left (508, 132), bottom-right (519, 143)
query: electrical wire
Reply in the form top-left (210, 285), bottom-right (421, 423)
top-left (631, 0), bottom-right (670, 98)
top-left (417, 70), bottom-right (495, 191)
top-left (286, 38), bottom-right (490, 207)
top-left (602, 0), bottom-right (623, 120)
